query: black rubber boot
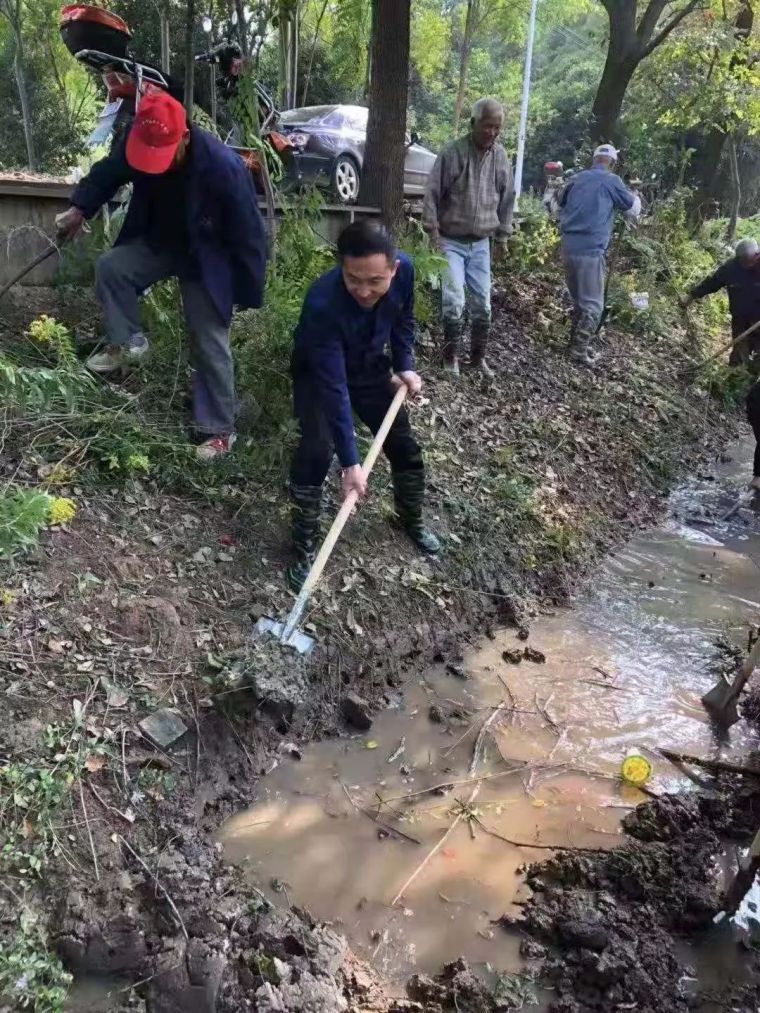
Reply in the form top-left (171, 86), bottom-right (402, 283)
top-left (442, 317), bottom-right (462, 376)
top-left (392, 470), bottom-right (441, 555)
top-left (287, 483), bottom-right (323, 591)
top-left (470, 319), bottom-right (494, 377)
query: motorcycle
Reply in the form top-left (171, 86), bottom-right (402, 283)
top-left (58, 4), bottom-right (291, 191)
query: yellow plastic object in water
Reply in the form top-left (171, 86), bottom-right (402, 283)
top-left (621, 750), bottom-right (652, 787)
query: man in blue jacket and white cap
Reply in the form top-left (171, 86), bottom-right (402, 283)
top-left (55, 88), bottom-right (267, 461)
top-left (287, 219), bottom-right (440, 590)
top-left (558, 143), bottom-right (640, 366)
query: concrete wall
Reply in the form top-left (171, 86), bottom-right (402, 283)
top-left (0, 182), bottom-right (72, 286)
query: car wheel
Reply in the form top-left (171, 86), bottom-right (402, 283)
top-left (331, 156), bottom-right (360, 204)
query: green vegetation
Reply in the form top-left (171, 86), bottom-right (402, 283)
top-left (0, 918), bottom-right (71, 1013)
top-left (0, 721), bottom-right (107, 876)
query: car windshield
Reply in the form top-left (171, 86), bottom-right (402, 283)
top-left (279, 105), bottom-right (339, 125)
top-left (279, 105), bottom-right (369, 130)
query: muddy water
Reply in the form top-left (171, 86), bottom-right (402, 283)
top-left (219, 438), bottom-right (760, 987)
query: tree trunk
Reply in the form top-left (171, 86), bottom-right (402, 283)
top-left (159, 4), bottom-right (171, 75)
top-left (591, 0), bottom-right (703, 145)
top-left (13, 33), bottom-right (35, 170)
top-left (302, 0), bottom-right (329, 105)
top-left (726, 138), bottom-right (741, 243)
top-left (183, 0), bottom-right (196, 116)
top-left (590, 55), bottom-right (638, 145)
top-left (453, 0), bottom-right (477, 135)
top-left (360, 0), bottom-right (411, 228)
top-left (688, 0), bottom-right (754, 214)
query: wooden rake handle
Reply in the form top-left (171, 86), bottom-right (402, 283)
top-left (280, 383), bottom-right (409, 644)
top-left (686, 316), bottom-right (760, 374)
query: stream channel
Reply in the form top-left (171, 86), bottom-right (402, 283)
top-left (219, 437), bottom-right (760, 999)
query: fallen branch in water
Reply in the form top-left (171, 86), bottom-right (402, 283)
top-left (473, 816), bottom-right (611, 853)
top-left (341, 782), bottom-right (421, 846)
top-left (659, 749), bottom-right (760, 779)
top-left (389, 705), bottom-right (507, 907)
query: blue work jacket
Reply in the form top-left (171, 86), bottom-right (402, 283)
top-left (292, 254), bottom-right (416, 467)
top-left (71, 126), bottom-right (267, 325)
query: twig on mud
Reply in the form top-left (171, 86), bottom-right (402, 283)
top-left (472, 816), bottom-right (611, 853)
top-left (497, 674), bottom-right (518, 726)
top-left (118, 834), bottom-right (189, 940)
top-left (87, 781), bottom-right (136, 824)
top-left (78, 778), bottom-right (100, 882)
top-left (534, 691), bottom-right (561, 736)
top-left (340, 782), bottom-right (421, 846)
top-left (389, 705), bottom-right (508, 906)
top-left (377, 763), bottom-right (555, 807)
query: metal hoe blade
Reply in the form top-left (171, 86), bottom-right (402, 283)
top-left (253, 616), bottom-right (315, 656)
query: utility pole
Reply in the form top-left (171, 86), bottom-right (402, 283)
top-left (513, 0), bottom-right (538, 209)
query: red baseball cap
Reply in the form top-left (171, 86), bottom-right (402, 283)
top-left (126, 88), bottom-right (188, 174)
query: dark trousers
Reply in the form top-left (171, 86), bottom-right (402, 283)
top-left (748, 379), bottom-right (760, 477)
top-left (289, 373), bottom-right (423, 486)
top-left (95, 240), bottom-right (235, 434)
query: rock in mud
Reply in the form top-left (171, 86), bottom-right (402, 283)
top-left (428, 703), bottom-right (444, 723)
top-left (446, 662), bottom-right (468, 679)
top-left (502, 649), bottom-right (523, 664)
top-left (523, 646), bottom-right (546, 664)
top-left (341, 692), bottom-right (373, 731)
top-left (519, 937), bottom-right (547, 959)
top-left (138, 708), bottom-right (188, 749)
top-left (558, 917), bottom-right (608, 952)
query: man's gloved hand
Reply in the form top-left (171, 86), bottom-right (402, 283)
top-left (342, 464), bottom-right (368, 501)
top-left (55, 206), bottom-right (85, 244)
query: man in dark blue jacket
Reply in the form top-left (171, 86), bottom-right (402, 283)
top-left (287, 220), bottom-right (440, 589)
top-left (55, 88), bottom-right (267, 461)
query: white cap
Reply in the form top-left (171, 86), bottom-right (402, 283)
top-left (593, 143), bottom-right (619, 161)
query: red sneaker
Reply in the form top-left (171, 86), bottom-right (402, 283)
top-left (195, 434), bottom-right (236, 462)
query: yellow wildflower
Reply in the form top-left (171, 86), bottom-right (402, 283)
top-left (48, 497), bottom-right (77, 526)
top-left (126, 453), bottom-right (151, 473)
top-left (0, 589), bottom-right (14, 606)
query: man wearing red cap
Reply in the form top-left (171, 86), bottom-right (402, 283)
top-left (55, 88), bottom-right (267, 460)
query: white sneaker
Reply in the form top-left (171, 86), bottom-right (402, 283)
top-left (196, 434), bottom-right (236, 462)
top-left (87, 337), bottom-right (149, 374)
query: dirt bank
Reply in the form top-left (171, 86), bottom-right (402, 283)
top-left (503, 776), bottom-right (760, 1013)
top-left (0, 273), bottom-right (749, 1010)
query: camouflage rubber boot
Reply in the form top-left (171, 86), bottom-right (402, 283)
top-left (392, 470), bottom-right (441, 555)
top-left (470, 320), bottom-right (494, 378)
top-left (286, 483), bottom-right (323, 591)
top-left (569, 330), bottom-right (598, 368)
top-left (442, 317), bottom-right (462, 376)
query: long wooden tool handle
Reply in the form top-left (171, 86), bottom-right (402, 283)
top-left (280, 384), bottom-right (409, 644)
top-left (0, 245), bottom-right (58, 301)
top-left (689, 317), bottom-right (760, 373)
top-left (728, 634), bottom-right (760, 702)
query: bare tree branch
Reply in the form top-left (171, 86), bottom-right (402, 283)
top-left (640, 0), bottom-right (705, 58)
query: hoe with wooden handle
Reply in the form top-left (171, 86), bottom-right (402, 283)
top-left (254, 384), bottom-right (409, 655)
top-left (702, 636), bottom-right (760, 728)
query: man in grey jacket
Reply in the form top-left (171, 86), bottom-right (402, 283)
top-left (423, 98), bottom-right (515, 377)
top-left (558, 143), bottom-right (640, 367)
